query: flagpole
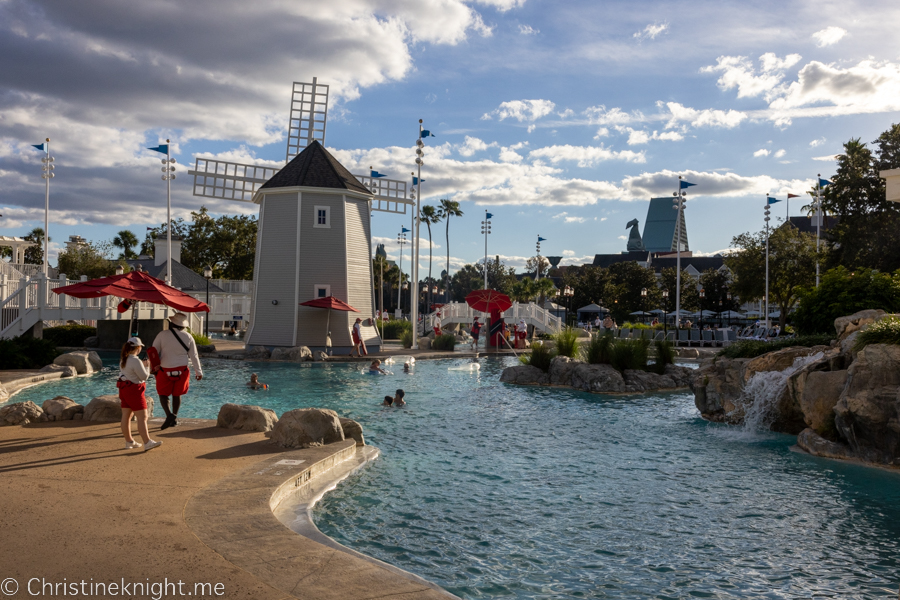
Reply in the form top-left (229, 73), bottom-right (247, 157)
top-left (675, 177), bottom-right (683, 328)
top-left (43, 138), bottom-right (50, 277)
top-left (764, 198), bottom-right (771, 330)
top-left (412, 120), bottom-right (424, 349)
top-left (166, 139), bottom-right (172, 286)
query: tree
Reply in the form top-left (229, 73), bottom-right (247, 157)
top-left (438, 199), bottom-right (463, 297)
top-left (112, 230), bottom-right (139, 259)
top-left (450, 264), bottom-right (484, 301)
top-left (23, 227), bottom-right (46, 265)
top-left (727, 226), bottom-right (817, 328)
top-left (607, 262), bottom-right (659, 322)
top-left (658, 267), bottom-right (700, 314)
top-left (559, 265), bottom-right (614, 314)
top-left (524, 256), bottom-right (550, 278)
top-left (509, 278), bottom-right (535, 303)
top-left (698, 268), bottom-right (739, 315)
top-left (792, 266), bottom-right (900, 334)
top-left (57, 241), bottom-right (120, 280)
top-left (475, 256), bottom-right (518, 293)
top-left (420, 205), bottom-right (441, 311)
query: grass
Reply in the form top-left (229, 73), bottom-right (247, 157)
top-left (651, 339), bottom-right (676, 374)
top-left (520, 341), bottom-right (555, 372)
top-left (717, 334), bottom-right (833, 359)
top-left (609, 338), bottom-right (649, 372)
top-left (553, 327), bottom-right (580, 358)
top-left (583, 330), bottom-right (614, 365)
top-left (854, 316), bottom-right (900, 350)
top-left (377, 319), bottom-right (412, 340)
top-left (432, 333), bottom-right (456, 351)
top-left (190, 330), bottom-right (213, 346)
top-left (400, 329), bottom-right (414, 349)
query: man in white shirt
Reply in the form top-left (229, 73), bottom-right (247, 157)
top-left (152, 313), bottom-right (203, 430)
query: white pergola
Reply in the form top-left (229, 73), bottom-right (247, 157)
top-left (0, 236), bottom-right (36, 263)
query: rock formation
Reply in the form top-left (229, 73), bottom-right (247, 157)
top-left (42, 396), bottom-right (84, 421)
top-left (0, 401), bottom-right (48, 426)
top-left (216, 403), bottom-right (278, 432)
top-left (269, 407), bottom-right (345, 448)
top-left (52, 351), bottom-right (103, 375)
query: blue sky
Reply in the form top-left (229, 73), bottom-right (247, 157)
top-left (1, 0), bottom-right (899, 275)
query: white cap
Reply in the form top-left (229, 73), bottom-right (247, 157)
top-left (127, 336), bottom-right (144, 346)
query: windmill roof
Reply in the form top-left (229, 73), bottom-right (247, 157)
top-left (260, 140), bottom-right (370, 195)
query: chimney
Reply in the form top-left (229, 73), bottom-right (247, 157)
top-left (154, 234), bottom-right (182, 267)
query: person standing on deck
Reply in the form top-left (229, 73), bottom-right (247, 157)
top-left (350, 317), bottom-right (367, 357)
top-left (152, 313), bottom-right (203, 430)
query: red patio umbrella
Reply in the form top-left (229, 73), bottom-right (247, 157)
top-left (53, 270), bottom-right (210, 313)
top-left (465, 289), bottom-right (512, 313)
top-left (299, 296), bottom-right (359, 347)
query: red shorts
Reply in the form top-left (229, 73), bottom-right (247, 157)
top-left (118, 382), bottom-right (148, 411)
top-left (352, 330), bottom-right (362, 344)
top-left (155, 367), bottom-right (190, 397)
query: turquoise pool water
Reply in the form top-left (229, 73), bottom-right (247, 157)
top-left (11, 356), bottom-right (900, 599)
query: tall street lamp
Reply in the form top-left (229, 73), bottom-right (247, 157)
top-left (203, 265), bottom-right (212, 337)
top-left (662, 289), bottom-right (669, 336)
top-left (564, 285), bottom-right (574, 326)
top-left (481, 211), bottom-right (492, 289)
top-left (411, 120), bottom-right (432, 349)
top-left (726, 291), bottom-right (732, 328)
top-left (396, 227), bottom-right (409, 316)
top-left (699, 288), bottom-right (705, 330)
top-left (764, 195), bottom-right (782, 330)
top-left (536, 235), bottom-right (546, 280)
top-left (32, 138), bottom-right (53, 276)
top-left (148, 140), bottom-right (176, 285)
top-left (673, 177), bottom-right (695, 328)
top-left (641, 287), bottom-right (648, 323)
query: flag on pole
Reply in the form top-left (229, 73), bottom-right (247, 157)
top-left (787, 193), bottom-right (800, 199)
top-left (538, 236), bottom-right (547, 242)
top-left (420, 130), bottom-right (435, 138)
top-left (486, 212), bottom-right (494, 219)
top-left (767, 196), bottom-right (782, 205)
top-left (370, 170), bottom-right (386, 178)
top-left (680, 180), bottom-right (696, 189)
top-left (401, 227), bottom-right (411, 234)
top-left (147, 144), bottom-right (169, 154)
top-left (32, 143), bottom-right (46, 151)
top-left (818, 178), bottom-right (831, 187)
top-left (413, 176), bottom-right (425, 185)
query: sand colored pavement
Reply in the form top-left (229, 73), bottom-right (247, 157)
top-left (0, 419), bottom-right (453, 600)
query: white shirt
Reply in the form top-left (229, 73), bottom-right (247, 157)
top-left (120, 355), bottom-right (150, 384)
top-left (152, 328), bottom-right (203, 376)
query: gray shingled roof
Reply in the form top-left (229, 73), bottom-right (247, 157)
top-left (125, 259), bottom-right (225, 293)
top-left (260, 140), bottom-right (370, 195)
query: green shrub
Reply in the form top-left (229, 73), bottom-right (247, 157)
top-left (189, 330), bottom-right (212, 346)
top-left (651, 339), bottom-right (675, 374)
top-left (553, 327), bottom-right (580, 358)
top-left (583, 330), bottom-right (614, 364)
top-left (854, 316), bottom-right (900, 350)
top-left (717, 334), bottom-right (833, 359)
top-left (432, 333), bottom-right (456, 351)
top-left (521, 341), bottom-right (555, 372)
top-left (378, 319), bottom-right (412, 339)
top-left (400, 329), bottom-right (413, 349)
top-left (42, 324), bottom-right (97, 347)
top-left (792, 267), bottom-right (900, 334)
top-left (609, 338), bottom-right (649, 372)
top-left (0, 337), bottom-right (60, 370)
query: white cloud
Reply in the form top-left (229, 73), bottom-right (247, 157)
top-left (753, 149), bottom-right (770, 157)
top-left (562, 249), bottom-right (575, 257)
top-left (617, 235), bottom-right (627, 240)
top-left (557, 108), bottom-right (574, 118)
top-left (457, 136), bottom-right (498, 157)
top-left (809, 137), bottom-right (826, 147)
top-left (472, 0), bottom-right (526, 11)
top-left (620, 169), bottom-right (811, 200)
top-left (584, 105), bottom-right (644, 126)
top-left (774, 149), bottom-right (786, 158)
top-left (553, 212), bottom-right (587, 224)
top-left (633, 23), bottom-right (668, 40)
top-left (701, 53), bottom-right (801, 101)
top-left (662, 102), bottom-right (747, 129)
top-left (482, 99), bottom-right (556, 122)
top-left (812, 155), bottom-right (838, 161)
top-left (812, 26), bottom-right (847, 47)
top-left (623, 128), bottom-right (684, 145)
top-left (528, 144), bottom-right (646, 167)
top-left (526, 124), bottom-right (536, 133)
top-left (518, 24), bottom-right (539, 35)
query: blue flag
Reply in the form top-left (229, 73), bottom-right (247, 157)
top-left (767, 196), bottom-right (782, 205)
top-left (680, 180), bottom-right (696, 189)
top-left (370, 170), bottom-right (386, 178)
top-left (32, 143), bottom-right (46, 151)
top-left (420, 130), bottom-right (435, 138)
top-left (413, 176), bottom-right (425, 186)
top-left (401, 227), bottom-right (411, 234)
top-left (818, 178), bottom-right (831, 187)
top-left (538, 236), bottom-right (547, 242)
top-left (485, 212), bottom-right (494, 219)
top-left (147, 144), bottom-right (169, 154)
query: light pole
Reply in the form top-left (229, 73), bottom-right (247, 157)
top-left (662, 289), bottom-right (669, 336)
top-left (764, 197), bottom-right (772, 330)
top-left (411, 120), bottom-right (431, 349)
top-left (148, 140), bottom-right (176, 285)
top-left (564, 285), bottom-right (574, 326)
top-left (718, 299), bottom-right (723, 328)
top-left (699, 288), bottom-right (705, 330)
top-left (33, 138), bottom-right (53, 276)
top-left (536, 236), bottom-right (546, 280)
top-left (815, 175), bottom-right (830, 287)
top-left (203, 265), bottom-right (212, 337)
top-left (641, 287), bottom-right (647, 324)
top-left (673, 177), bottom-right (695, 328)
top-left (396, 227), bottom-right (409, 316)
top-left (726, 292), bottom-right (732, 329)
top-left (481, 211), bottom-right (492, 289)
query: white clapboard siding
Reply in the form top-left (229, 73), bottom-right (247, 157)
top-left (247, 193), bottom-right (299, 346)
top-left (345, 198), bottom-right (376, 343)
top-left (295, 192), bottom-right (349, 347)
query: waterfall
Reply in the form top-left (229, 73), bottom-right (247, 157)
top-left (735, 352), bottom-right (824, 432)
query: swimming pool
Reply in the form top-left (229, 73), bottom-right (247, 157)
top-left (11, 356), bottom-right (900, 599)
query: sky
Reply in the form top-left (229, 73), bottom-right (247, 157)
top-left (1, 0), bottom-right (900, 277)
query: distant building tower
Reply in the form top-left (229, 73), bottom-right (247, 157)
top-left (642, 197), bottom-right (688, 253)
top-left (245, 141), bottom-right (380, 352)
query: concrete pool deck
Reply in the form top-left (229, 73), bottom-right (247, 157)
top-left (0, 419), bottom-right (456, 600)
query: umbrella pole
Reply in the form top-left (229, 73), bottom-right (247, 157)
top-left (128, 301), bottom-right (138, 339)
top-left (325, 309), bottom-right (331, 350)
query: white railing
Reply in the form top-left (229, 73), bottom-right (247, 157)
top-left (210, 279), bottom-right (253, 294)
top-left (429, 301), bottom-right (564, 333)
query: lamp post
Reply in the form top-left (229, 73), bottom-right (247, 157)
top-left (481, 211), bottom-right (492, 289)
top-left (662, 289), bottom-right (669, 336)
top-left (726, 292), bottom-right (732, 328)
top-left (564, 285), bottom-right (574, 326)
top-left (420, 284), bottom-right (428, 336)
top-left (699, 288), bottom-right (705, 330)
top-left (673, 176), bottom-right (694, 329)
top-left (34, 138), bottom-right (53, 277)
top-left (411, 120), bottom-right (429, 349)
top-left (764, 198), bottom-right (772, 330)
top-left (148, 140), bottom-right (176, 285)
top-left (536, 235), bottom-right (546, 280)
top-left (203, 265), bottom-right (212, 337)
top-left (718, 299), bottom-right (723, 328)
top-left (396, 227), bottom-right (409, 316)
top-left (641, 287), bottom-right (647, 324)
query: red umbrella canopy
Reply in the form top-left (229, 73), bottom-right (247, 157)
top-left (465, 289), bottom-right (512, 313)
top-left (53, 270), bottom-right (210, 313)
top-left (299, 296), bottom-right (359, 312)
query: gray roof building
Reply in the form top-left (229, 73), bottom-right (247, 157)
top-left (125, 259), bottom-right (225, 293)
top-left (642, 197), bottom-right (688, 253)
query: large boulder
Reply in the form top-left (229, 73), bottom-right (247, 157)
top-left (270, 408), bottom-right (345, 448)
top-left (788, 364), bottom-right (848, 437)
top-left (417, 337), bottom-right (432, 350)
top-left (743, 346), bottom-right (830, 383)
top-left (312, 351), bottom-right (328, 362)
top-left (692, 357), bottom-right (750, 421)
top-left (833, 343), bottom-right (900, 465)
top-left (338, 417), bottom-right (365, 446)
top-left (53, 351), bottom-right (97, 375)
top-left (797, 428), bottom-right (855, 460)
top-left (270, 346), bottom-right (312, 362)
top-left (623, 369), bottom-right (676, 392)
top-left (216, 403), bottom-right (278, 432)
top-left (84, 394), bottom-right (155, 421)
top-left (549, 356), bottom-right (578, 386)
top-left (83, 335), bottom-right (99, 348)
top-left (500, 365), bottom-right (550, 385)
top-left (42, 396), bottom-right (84, 421)
top-left (40, 364), bottom-right (78, 378)
top-left (835, 309), bottom-right (886, 341)
top-left (569, 363), bottom-right (626, 394)
top-left (87, 351), bottom-right (102, 372)
top-left (245, 346), bottom-right (271, 360)
top-left (664, 364), bottom-right (694, 388)
top-left (0, 401), bottom-right (48, 426)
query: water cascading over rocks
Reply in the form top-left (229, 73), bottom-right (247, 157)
top-left (734, 352), bottom-right (825, 432)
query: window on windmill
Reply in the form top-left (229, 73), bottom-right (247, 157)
top-left (314, 206), bottom-right (330, 228)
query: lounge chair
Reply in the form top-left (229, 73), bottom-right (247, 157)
top-left (678, 330), bottom-right (689, 346)
top-left (702, 330), bottom-right (715, 347)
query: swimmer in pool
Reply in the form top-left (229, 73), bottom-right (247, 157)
top-left (403, 362), bottom-right (411, 373)
top-left (369, 359), bottom-right (387, 374)
top-left (247, 373), bottom-right (268, 390)
top-left (382, 395), bottom-right (393, 406)
top-left (393, 389), bottom-right (406, 407)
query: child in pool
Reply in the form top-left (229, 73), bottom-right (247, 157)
top-left (403, 362), bottom-right (411, 373)
top-left (393, 389), bottom-right (406, 407)
top-left (247, 373), bottom-right (268, 390)
top-left (382, 395), bottom-right (393, 406)
top-left (369, 359), bottom-right (387, 374)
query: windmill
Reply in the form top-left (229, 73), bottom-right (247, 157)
top-left (187, 78), bottom-right (412, 214)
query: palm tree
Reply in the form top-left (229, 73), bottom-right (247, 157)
top-left (112, 229), bottom-right (139, 259)
top-left (23, 227), bottom-right (47, 265)
top-left (438, 199), bottom-right (463, 294)
top-left (420, 205), bottom-right (442, 313)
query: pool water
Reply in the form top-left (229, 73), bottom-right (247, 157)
top-left (11, 356), bottom-right (900, 599)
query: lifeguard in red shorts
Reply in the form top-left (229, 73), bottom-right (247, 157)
top-left (117, 337), bottom-right (161, 451)
top-left (151, 313), bottom-right (204, 430)
top-left (350, 317), bottom-right (367, 357)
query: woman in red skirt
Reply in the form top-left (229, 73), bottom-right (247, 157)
top-left (118, 337), bottom-right (162, 451)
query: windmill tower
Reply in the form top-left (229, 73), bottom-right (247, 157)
top-left (187, 78), bottom-right (414, 352)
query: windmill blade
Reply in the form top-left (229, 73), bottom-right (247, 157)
top-left (355, 175), bottom-right (414, 214)
top-left (286, 78), bottom-right (329, 161)
top-left (188, 157), bottom-right (280, 203)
